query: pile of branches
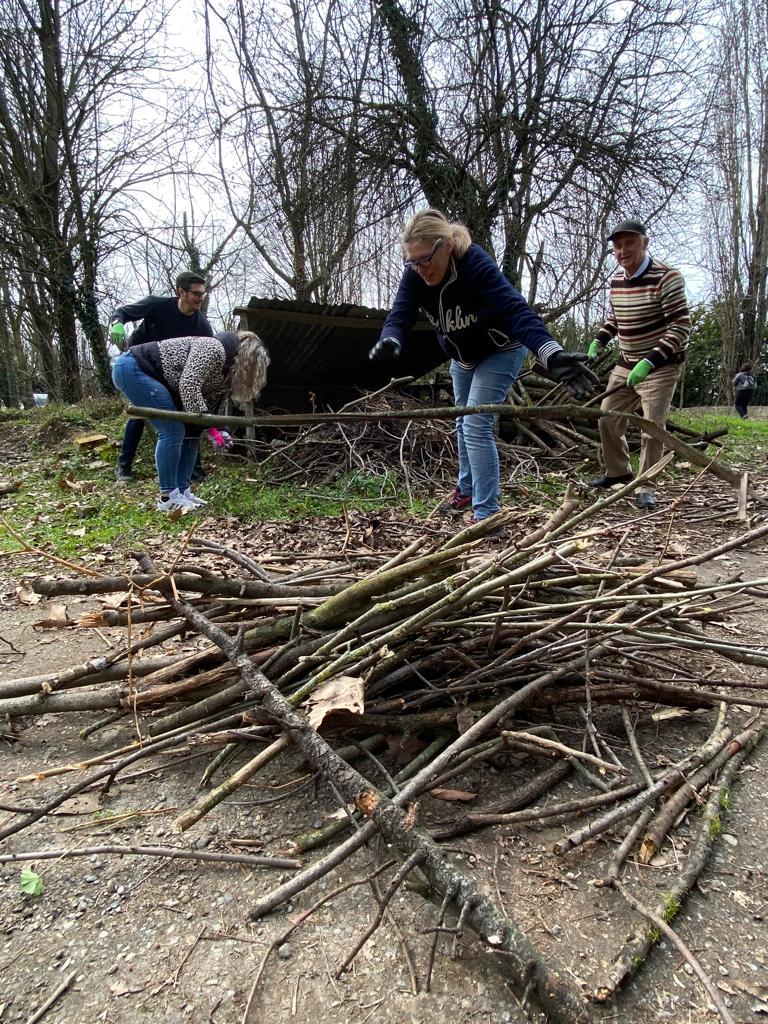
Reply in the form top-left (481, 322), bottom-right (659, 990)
top-left (193, 369), bottom-right (734, 509)
top-left (3, 482), bottom-right (767, 1022)
top-left (248, 387), bottom-right (467, 494)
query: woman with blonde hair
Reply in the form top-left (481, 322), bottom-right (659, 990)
top-left (112, 330), bottom-right (269, 512)
top-left (370, 209), bottom-right (596, 526)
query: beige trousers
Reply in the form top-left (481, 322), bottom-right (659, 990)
top-left (599, 363), bottom-right (682, 493)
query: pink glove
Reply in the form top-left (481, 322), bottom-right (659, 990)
top-left (207, 428), bottom-right (227, 448)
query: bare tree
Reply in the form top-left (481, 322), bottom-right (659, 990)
top-left (703, 0), bottom-right (768, 390)
top-left (203, 0), bottom-right (409, 304)
top-left (371, 0), bottom-right (709, 312)
top-left (0, 0), bottom-right (186, 401)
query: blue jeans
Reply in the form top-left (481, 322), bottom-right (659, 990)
top-left (450, 347), bottom-right (527, 519)
top-left (112, 352), bottom-right (198, 494)
top-left (118, 416), bottom-right (145, 471)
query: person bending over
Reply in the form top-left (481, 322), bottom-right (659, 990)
top-left (370, 208), bottom-right (597, 527)
top-left (110, 272), bottom-right (213, 482)
top-left (112, 331), bottom-right (269, 513)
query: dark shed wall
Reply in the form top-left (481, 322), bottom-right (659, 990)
top-left (234, 298), bottom-right (446, 403)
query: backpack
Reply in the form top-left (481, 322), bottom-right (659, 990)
top-left (743, 374), bottom-right (756, 390)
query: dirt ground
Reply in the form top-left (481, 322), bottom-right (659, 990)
top-left (2, 470), bottom-right (768, 1024)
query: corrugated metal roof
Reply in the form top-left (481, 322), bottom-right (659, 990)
top-left (233, 297), bottom-right (447, 394)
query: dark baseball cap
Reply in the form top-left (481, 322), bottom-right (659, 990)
top-left (608, 219), bottom-right (648, 241)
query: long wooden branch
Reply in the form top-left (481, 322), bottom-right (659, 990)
top-left (125, 402), bottom-right (743, 487)
top-left (169, 593), bottom-right (594, 1024)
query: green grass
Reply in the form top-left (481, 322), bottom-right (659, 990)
top-left (0, 403), bottom-right (436, 567)
top-left (3, 401), bottom-right (767, 570)
top-left (671, 410), bottom-right (768, 466)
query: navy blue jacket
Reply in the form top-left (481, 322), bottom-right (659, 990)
top-left (112, 296), bottom-right (213, 347)
top-left (381, 244), bottom-right (562, 368)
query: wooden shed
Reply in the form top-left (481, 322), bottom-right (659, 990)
top-left (234, 297), bottom-right (447, 411)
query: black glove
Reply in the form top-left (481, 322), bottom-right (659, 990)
top-left (369, 336), bottom-right (402, 361)
top-left (547, 351), bottom-right (600, 400)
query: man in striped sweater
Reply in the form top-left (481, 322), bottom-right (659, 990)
top-left (587, 220), bottom-right (691, 510)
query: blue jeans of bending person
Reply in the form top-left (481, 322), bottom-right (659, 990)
top-left (450, 347), bottom-right (528, 519)
top-left (112, 352), bottom-right (198, 494)
top-left (118, 416), bottom-right (145, 472)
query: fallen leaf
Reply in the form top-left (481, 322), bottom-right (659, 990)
top-left (456, 708), bottom-right (478, 734)
top-left (651, 707), bottom-right (692, 722)
top-left (101, 592), bottom-right (138, 610)
top-left (19, 868), bottom-right (44, 897)
top-left (429, 787), bottom-right (477, 803)
top-left (731, 889), bottom-right (752, 908)
top-left (732, 978), bottom-right (768, 1000)
top-left (33, 604), bottom-right (73, 629)
top-left (307, 674), bottom-right (364, 729)
top-left (67, 526), bottom-right (87, 537)
top-left (17, 583), bottom-right (41, 605)
top-left (57, 473), bottom-right (86, 493)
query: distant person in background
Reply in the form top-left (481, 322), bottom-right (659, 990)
top-left (111, 331), bottom-right (268, 513)
top-left (110, 273), bottom-right (214, 482)
top-left (587, 220), bottom-right (691, 511)
top-left (732, 363), bottom-right (757, 419)
top-left (370, 208), bottom-right (597, 530)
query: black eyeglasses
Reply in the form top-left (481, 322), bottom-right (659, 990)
top-left (404, 238), bottom-right (444, 270)
top-left (185, 288), bottom-right (207, 298)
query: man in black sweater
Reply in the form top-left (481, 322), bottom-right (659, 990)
top-left (110, 272), bottom-right (213, 481)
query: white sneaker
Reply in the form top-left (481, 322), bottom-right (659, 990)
top-left (156, 488), bottom-right (199, 513)
top-left (182, 488), bottom-right (207, 506)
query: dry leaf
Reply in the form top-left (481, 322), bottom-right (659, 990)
top-left (731, 889), bottom-right (752, 908)
top-left (33, 603), bottom-right (73, 629)
top-left (429, 787), bottom-right (477, 803)
top-left (651, 707), bottom-right (692, 722)
top-left (307, 674), bottom-right (364, 729)
top-left (731, 978), bottom-right (768, 1000)
top-left (57, 473), bottom-right (95, 493)
top-left (101, 592), bottom-right (137, 610)
top-left (17, 583), bottom-right (42, 605)
top-left (67, 526), bottom-right (87, 537)
top-left (456, 708), bottom-right (478, 734)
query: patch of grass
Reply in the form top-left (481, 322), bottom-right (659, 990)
top-left (661, 893), bottom-right (681, 923)
top-left (208, 463), bottom-right (432, 520)
top-left (671, 411), bottom-right (768, 467)
top-left (0, 405), bottom-right (437, 567)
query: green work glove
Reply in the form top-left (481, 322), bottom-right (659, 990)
top-left (110, 322), bottom-right (126, 345)
top-left (626, 358), bottom-right (654, 389)
top-left (587, 340), bottom-right (600, 360)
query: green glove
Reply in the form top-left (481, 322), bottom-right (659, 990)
top-left (627, 358), bottom-right (654, 388)
top-left (587, 340), bottom-right (600, 360)
top-left (110, 322), bottom-right (126, 344)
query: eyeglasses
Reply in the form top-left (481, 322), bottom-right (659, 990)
top-left (404, 238), bottom-right (444, 270)
top-left (185, 289), bottom-right (207, 298)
